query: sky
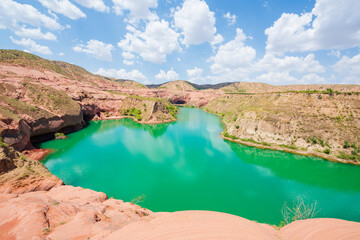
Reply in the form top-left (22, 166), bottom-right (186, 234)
top-left (0, 0), bottom-right (360, 85)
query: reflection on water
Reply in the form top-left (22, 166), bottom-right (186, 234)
top-left (41, 108), bottom-right (360, 225)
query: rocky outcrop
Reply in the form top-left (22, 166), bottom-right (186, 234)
top-left (0, 185), bottom-right (359, 240)
top-left (0, 144), bottom-right (63, 194)
top-left (205, 92), bottom-right (360, 164)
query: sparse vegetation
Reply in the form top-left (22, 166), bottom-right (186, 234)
top-left (165, 104), bottom-right (179, 118)
top-left (123, 108), bottom-right (142, 121)
top-left (0, 137), bottom-right (6, 147)
top-left (280, 196), bottom-right (320, 227)
top-left (131, 194), bottom-right (146, 204)
top-left (280, 144), bottom-right (299, 150)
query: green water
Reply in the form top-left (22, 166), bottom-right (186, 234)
top-left (40, 108), bottom-right (360, 225)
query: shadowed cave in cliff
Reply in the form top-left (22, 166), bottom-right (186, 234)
top-left (170, 98), bottom-right (187, 104)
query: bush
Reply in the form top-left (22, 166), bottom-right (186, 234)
top-left (54, 133), bottom-right (65, 137)
top-left (131, 194), bottom-right (146, 204)
top-left (281, 196), bottom-right (320, 226)
top-left (165, 104), bottom-right (178, 118)
top-left (0, 137), bottom-right (7, 147)
top-left (123, 108), bottom-right (142, 121)
top-left (324, 148), bottom-right (331, 154)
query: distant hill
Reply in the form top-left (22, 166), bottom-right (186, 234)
top-left (114, 79), bottom-right (148, 89)
top-left (147, 80), bottom-right (233, 90)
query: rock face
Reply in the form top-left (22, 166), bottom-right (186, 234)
top-left (0, 186), bottom-right (154, 240)
top-left (0, 144), bottom-right (63, 194)
top-left (0, 185), bottom-right (359, 240)
top-left (0, 50), bottom-right (180, 151)
top-left (205, 92), bottom-right (360, 164)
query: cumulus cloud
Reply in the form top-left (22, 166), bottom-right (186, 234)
top-left (118, 20), bottom-right (180, 64)
top-left (210, 28), bottom-right (256, 78)
top-left (255, 53), bottom-right (325, 74)
top-left (73, 40), bottom-right (114, 61)
top-left (255, 72), bottom-right (298, 84)
top-left (327, 50), bottom-right (340, 58)
top-left (187, 67), bottom-right (204, 83)
top-left (14, 27), bottom-right (57, 41)
top-left (96, 68), bottom-right (147, 81)
top-left (0, 0), bottom-right (61, 41)
top-left (332, 53), bottom-right (360, 83)
top-left (265, 0), bottom-right (360, 54)
top-left (155, 69), bottom-right (179, 81)
top-left (174, 0), bottom-right (220, 46)
top-left (10, 36), bottom-right (52, 55)
top-left (123, 60), bottom-right (134, 66)
top-left (38, 0), bottom-right (86, 20)
top-left (255, 72), bottom-right (325, 85)
top-left (224, 12), bottom-right (236, 25)
top-left (73, 0), bottom-right (109, 12)
top-left (112, 0), bottom-right (158, 22)
top-left (122, 51), bottom-right (135, 59)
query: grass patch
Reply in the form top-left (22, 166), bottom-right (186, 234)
top-left (280, 144), bottom-right (299, 150)
top-left (165, 104), bottom-right (179, 118)
top-left (123, 108), bottom-right (142, 121)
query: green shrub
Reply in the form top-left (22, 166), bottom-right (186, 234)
top-left (123, 108), bottom-right (142, 121)
top-left (324, 148), bottom-right (331, 154)
top-left (0, 137), bottom-right (7, 147)
top-left (54, 133), bottom-right (65, 138)
top-left (235, 125), bottom-right (239, 129)
top-left (165, 104), bottom-right (178, 118)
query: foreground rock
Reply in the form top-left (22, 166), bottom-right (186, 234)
top-left (0, 144), bottom-right (62, 194)
top-left (0, 185), bottom-right (359, 240)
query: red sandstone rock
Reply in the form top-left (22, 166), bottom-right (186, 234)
top-left (0, 186), bottom-right (359, 240)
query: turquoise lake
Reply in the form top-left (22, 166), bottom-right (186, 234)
top-left (40, 108), bottom-right (360, 225)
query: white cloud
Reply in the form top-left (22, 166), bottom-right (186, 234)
top-left (155, 69), bottom-right (179, 81)
top-left (327, 50), bottom-right (340, 58)
top-left (118, 20), bottom-right (180, 64)
top-left (265, 0), bottom-right (360, 54)
top-left (255, 72), bottom-right (325, 85)
top-left (255, 53), bottom-right (325, 74)
top-left (0, 0), bottom-right (62, 41)
top-left (299, 73), bottom-right (325, 84)
top-left (73, 0), bottom-right (109, 12)
top-left (333, 53), bottom-right (360, 83)
top-left (210, 34), bottom-right (224, 46)
top-left (38, 0), bottom-right (86, 20)
top-left (73, 40), bottom-right (114, 61)
top-left (122, 51), bottom-right (135, 59)
top-left (224, 12), bottom-right (236, 25)
top-left (96, 68), bottom-right (147, 81)
top-left (210, 28), bottom-right (256, 77)
top-left (112, 0), bottom-right (158, 22)
top-left (14, 27), bottom-right (57, 41)
top-left (10, 36), bottom-right (52, 55)
top-left (59, 52), bottom-right (64, 56)
top-left (187, 67), bottom-right (204, 83)
top-left (255, 72), bottom-right (298, 85)
top-left (123, 60), bottom-right (134, 66)
top-left (174, 0), bottom-right (219, 46)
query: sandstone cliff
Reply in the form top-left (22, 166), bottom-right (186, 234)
top-left (0, 143), bottom-right (62, 194)
top-left (0, 50), bottom-right (178, 151)
top-left (205, 91), bottom-right (360, 164)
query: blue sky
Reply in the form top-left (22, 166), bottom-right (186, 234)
top-left (0, 0), bottom-right (359, 85)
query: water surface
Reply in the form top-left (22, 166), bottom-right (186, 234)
top-left (41, 108), bottom-right (360, 225)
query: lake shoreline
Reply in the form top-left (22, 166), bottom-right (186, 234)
top-left (200, 108), bottom-right (360, 166)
